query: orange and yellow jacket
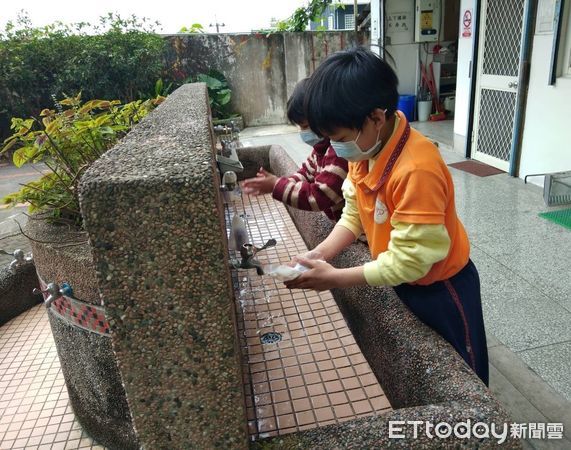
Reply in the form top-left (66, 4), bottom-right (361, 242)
top-left (337, 112), bottom-right (470, 286)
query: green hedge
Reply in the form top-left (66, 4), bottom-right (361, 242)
top-left (0, 13), bottom-right (168, 141)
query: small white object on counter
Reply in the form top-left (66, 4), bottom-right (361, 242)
top-left (265, 265), bottom-right (302, 281)
top-left (265, 262), bottom-right (314, 281)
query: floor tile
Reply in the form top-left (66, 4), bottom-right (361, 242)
top-left (518, 341), bottom-right (571, 402)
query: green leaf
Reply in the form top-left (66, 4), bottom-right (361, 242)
top-left (196, 74), bottom-right (223, 90)
top-left (155, 78), bottom-right (163, 96)
top-left (13, 146), bottom-right (35, 167)
top-left (2, 193), bottom-right (17, 205)
top-left (99, 126), bottom-right (116, 136)
top-left (1, 138), bottom-right (18, 155)
top-left (217, 90), bottom-right (231, 106)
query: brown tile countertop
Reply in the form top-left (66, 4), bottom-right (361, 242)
top-left (226, 194), bottom-right (392, 441)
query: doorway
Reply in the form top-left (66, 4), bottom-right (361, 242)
top-left (470, 0), bottom-right (529, 171)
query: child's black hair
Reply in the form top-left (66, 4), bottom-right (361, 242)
top-left (286, 77), bottom-right (310, 125)
top-left (305, 46), bottom-right (399, 135)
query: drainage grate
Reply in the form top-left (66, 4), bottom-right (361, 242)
top-left (260, 331), bottom-right (282, 345)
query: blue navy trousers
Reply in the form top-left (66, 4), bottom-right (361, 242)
top-left (394, 259), bottom-right (489, 386)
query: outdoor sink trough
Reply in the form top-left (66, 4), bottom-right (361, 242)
top-left (72, 83), bottom-right (518, 448)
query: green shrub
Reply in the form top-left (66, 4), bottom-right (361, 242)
top-left (0, 93), bottom-right (164, 227)
top-left (275, 0), bottom-right (335, 31)
top-left (193, 69), bottom-right (235, 119)
top-left (0, 12), bottom-right (167, 141)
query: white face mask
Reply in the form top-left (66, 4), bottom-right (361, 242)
top-left (299, 129), bottom-right (321, 146)
top-left (330, 129), bottom-right (383, 162)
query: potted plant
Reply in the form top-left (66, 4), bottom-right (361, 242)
top-left (194, 69), bottom-right (243, 130)
top-left (1, 93), bottom-right (163, 449)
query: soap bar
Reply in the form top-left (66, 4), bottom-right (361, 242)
top-left (266, 265), bottom-right (303, 281)
top-left (293, 263), bottom-right (310, 273)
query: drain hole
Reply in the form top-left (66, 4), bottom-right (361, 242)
top-left (260, 332), bottom-right (282, 345)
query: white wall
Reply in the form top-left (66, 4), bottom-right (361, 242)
top-left (387, 44), bottom-right (419, 95)
top-left (519, 30), bottom-right (571, 183)
top-left (453, 0), bottom-right (475, 141)
top-left (385, 0), bottom-right (418, 95)
top-left (386, 0), bottom-right (463, 117)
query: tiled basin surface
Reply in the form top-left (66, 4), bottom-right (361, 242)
top-left (0, 306), bottom-right (105, 449)
top-left (227, 193), bottom-right (392, 441)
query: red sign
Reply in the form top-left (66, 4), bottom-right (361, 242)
top-left (462, 9), bottom-right (472, 37)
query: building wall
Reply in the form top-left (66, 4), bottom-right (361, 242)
top-left (163, 31), bottom-right (368, 127)
top-left (385, 0), bottom-right (459, 102)
top-left (385, 0), bottom-right (417, 95)
top-left (454, 0), bottom-right (571, 178)
top-left (519, 5), bottom-right (571, 184)
top-left (310, 4), bottom-right (367, 30)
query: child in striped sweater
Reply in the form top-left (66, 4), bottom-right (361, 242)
top-left (241, 78), bottom-right (348, 222)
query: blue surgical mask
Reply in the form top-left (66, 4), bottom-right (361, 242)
top-left (300, 129), bottom-right (321, 146)
top-left (331, 129), bottom-right (383, 162)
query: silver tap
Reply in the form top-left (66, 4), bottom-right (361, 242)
top-left (220, 170), bottom-right (238, 192)
top-left (217, 122), bottom-right (242, 157)
top-left (0, 248), bottom-right (33, 272)
top-left (231, 239), bottom-right (277, 275)
top-left (33, 282), bottom-right (73, 308)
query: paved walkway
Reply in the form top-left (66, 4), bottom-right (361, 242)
top-left (241, 123), bottom-right (571, 449)
top-left (0, 163), bottom-right (47, 267)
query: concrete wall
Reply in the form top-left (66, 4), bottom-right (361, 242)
top-left (519, 3), bottom-right (571, 185)
top-left (0, 262), bottom-right (40, 326)
top-left (79, 84), bottom-right (248, 449)
top-left (25, 216), bottom-right (138, 449)
top-left (163, 31), bottom-right (368, 127)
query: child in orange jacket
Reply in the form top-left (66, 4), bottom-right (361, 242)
top-left (285, 47), bottom-right (489, 385)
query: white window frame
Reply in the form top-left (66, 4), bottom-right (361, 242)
top-left (328, 14), bottom-right (334, 30)
top-left (344, 13), bottom-right (355, 30)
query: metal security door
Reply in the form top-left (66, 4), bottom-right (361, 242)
top-left (471, 0), bottom-right (526, 171)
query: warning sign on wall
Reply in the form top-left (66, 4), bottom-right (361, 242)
top-left (462, 9), bottom-right (472, 38)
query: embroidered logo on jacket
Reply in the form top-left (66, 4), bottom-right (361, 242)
top-left (374, 198), bottom-right (388, 224)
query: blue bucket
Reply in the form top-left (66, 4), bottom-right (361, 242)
top-left (398, 95), bottom-right (415, 122)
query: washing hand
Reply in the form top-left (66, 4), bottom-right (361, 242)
top-left (287, 249), bottom-right (325, 267)
top-left (241, 167), bottom-right (278, 196)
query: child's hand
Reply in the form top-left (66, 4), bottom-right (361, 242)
top-left (241, 167), bottom-right (278, 196)
top-left (284, 256), bottom-right (338, 292)
top-left (286, 249), bottom-right (325, 267)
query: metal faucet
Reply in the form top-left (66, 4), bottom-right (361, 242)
top-left (216, 120), bottom-right (242, 157)
top-left (33, 282), bottom-right (73, 308)
top-left (232, 239), bottom-right (276, 275)
top-left (220, 170), bottom-right (238, 192)
top-left (0, 248), bottom-right (33, 273)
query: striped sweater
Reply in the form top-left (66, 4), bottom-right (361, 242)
top-left (272, 139), bottom-right (348, 221)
